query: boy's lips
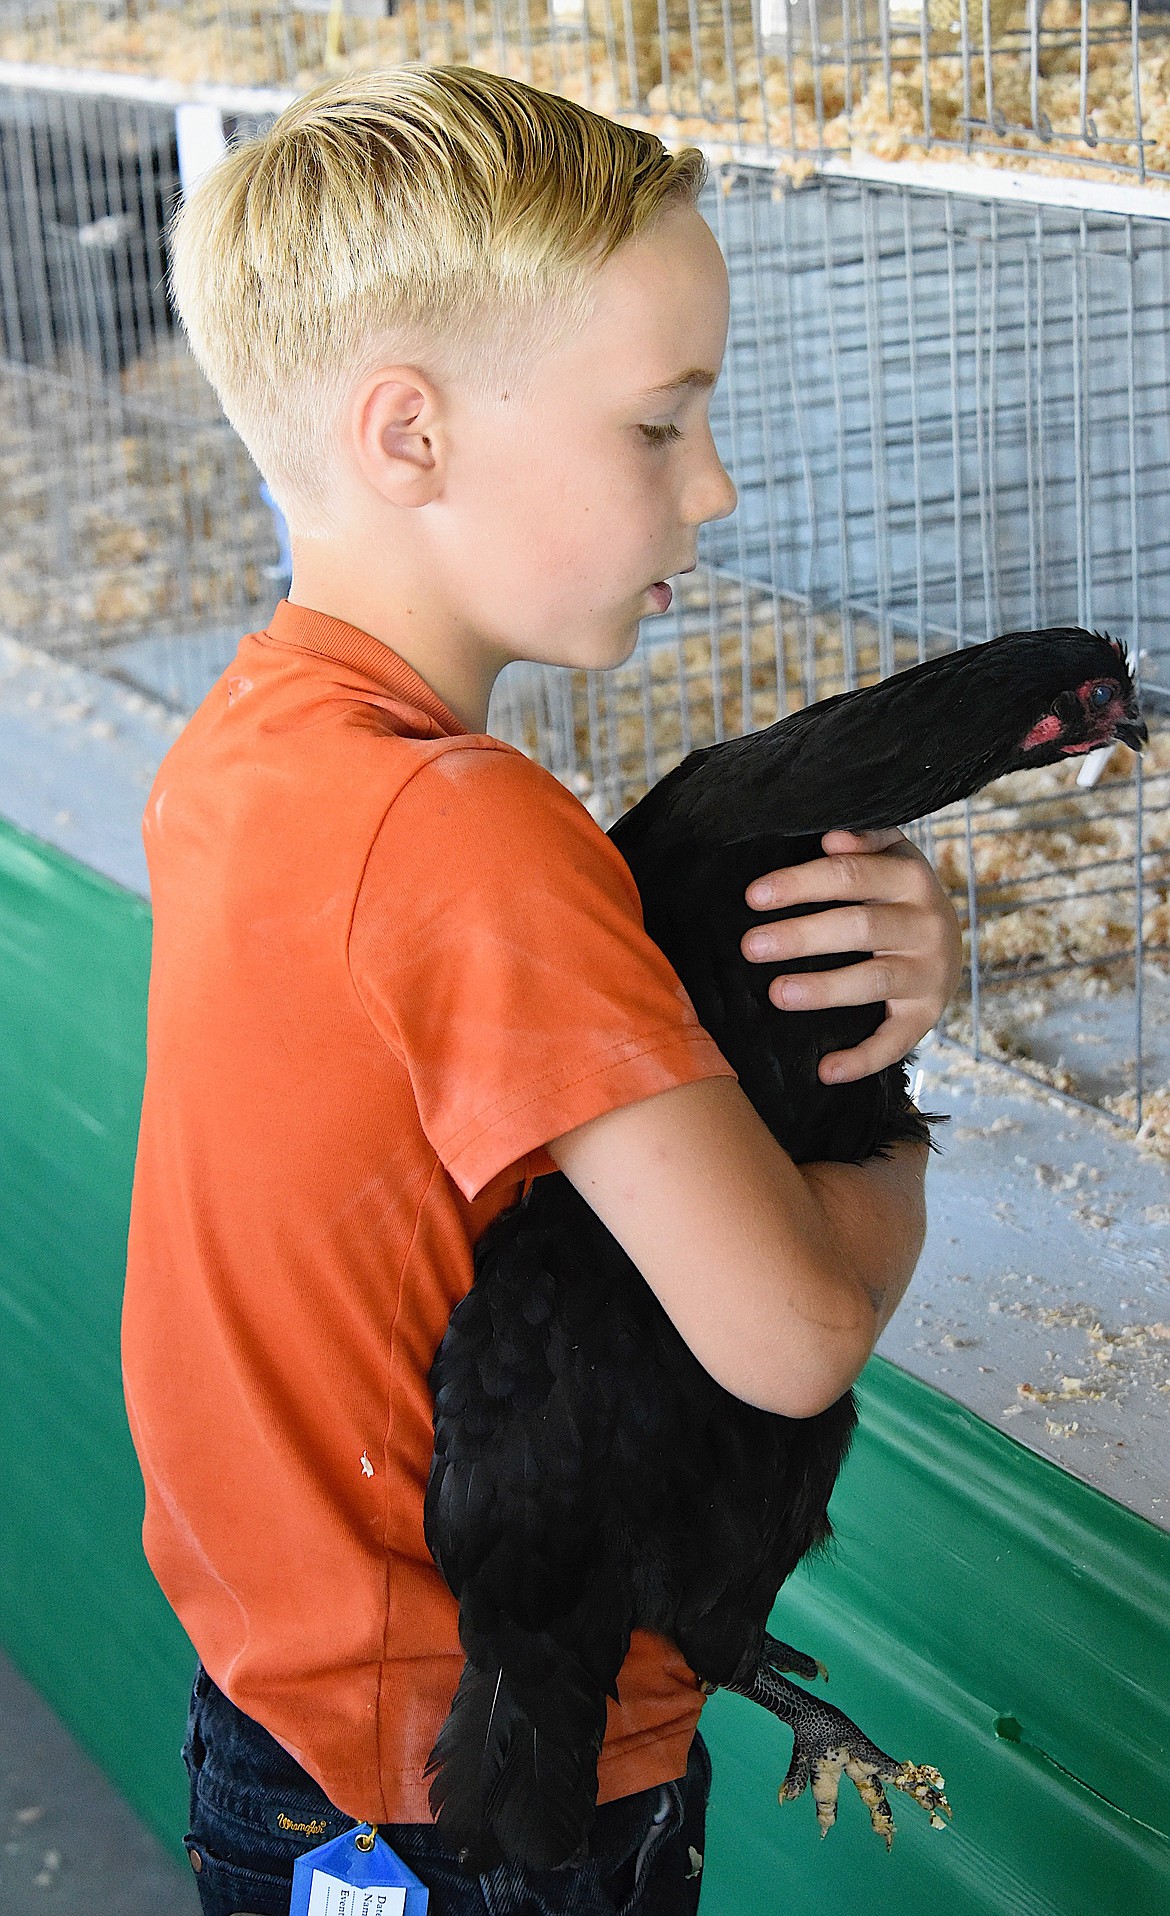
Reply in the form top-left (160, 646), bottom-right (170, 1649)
top-left (644, 563), bottom-right (696, 613)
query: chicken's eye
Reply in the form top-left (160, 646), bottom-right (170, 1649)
top-left (1089, 682), bottom-right (1114, 710)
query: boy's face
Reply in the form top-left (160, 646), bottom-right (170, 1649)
top-left (431, 202), bottom-right (738, 674)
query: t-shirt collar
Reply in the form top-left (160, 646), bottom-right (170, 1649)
top-left (264, 598), bottom-right (469, 738)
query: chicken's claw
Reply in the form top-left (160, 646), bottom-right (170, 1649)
top-left (726, 1634), bottom-right (951, 1847)
top-left (762, 1636), bottom-right (827, 1684)
top-left (777, 1742), bottom-right (812, 1805)
top-left (842, 1750), bottom-right (897, 1844)
top-left (775, 1700), bottom-right (951, 1848)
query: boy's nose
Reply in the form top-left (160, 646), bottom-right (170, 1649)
top-left (683, 431), bottom-right (738, 529)
top-left (704, 464), bottom-right (738, 525)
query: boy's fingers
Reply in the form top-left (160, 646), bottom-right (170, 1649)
top-left (819, 827), bottom-right (906, 856)
top-left (744, 845), bottom-right (933, 912)
top-left (766, 959), bottom-right (918, 1012)
top-left (818, 1010), bottom-right (933, 1084)
top-left (742, 902), bottom-right (910, 965)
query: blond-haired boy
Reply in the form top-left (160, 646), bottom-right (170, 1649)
top-left (122, 63), bottom-right (960, 1916)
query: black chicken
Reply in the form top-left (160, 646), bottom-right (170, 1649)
top-left (423, 628), bottom-right (1146, 1871)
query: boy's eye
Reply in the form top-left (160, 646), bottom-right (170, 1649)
top-left (640, 422), bottom-right (683, 445)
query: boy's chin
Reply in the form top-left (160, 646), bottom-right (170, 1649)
top-left (541, 624), bottom-right (642, 674)
top-left (608, 630), bottom-right (643, 668)
top-left (598, 618), bottom-right (645, 669)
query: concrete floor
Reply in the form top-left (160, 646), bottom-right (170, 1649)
top-left (0, 1649), bottom-right (195, 1913)
top-left (881, 1041), bottom-right (1170, 1527)
top-left (0, 630), bottom-right (188, 897)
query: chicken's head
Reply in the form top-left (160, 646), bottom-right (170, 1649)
top-left (1013, 631), bottom-right (1147, 766)
top-left (622, 623), bottom-right (1151, 847)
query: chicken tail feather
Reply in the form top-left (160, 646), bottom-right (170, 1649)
top-left (425, 1655), bottom-right (608, 1872)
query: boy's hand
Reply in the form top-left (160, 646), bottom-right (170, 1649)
top-left (740, 828), bottom-right (963, 1086)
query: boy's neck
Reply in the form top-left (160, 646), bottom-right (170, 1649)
top-left (287, 548), bottom-right (503, 735)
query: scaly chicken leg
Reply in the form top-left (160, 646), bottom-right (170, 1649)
top-left (709, 1633), bottom-right (952, 1847)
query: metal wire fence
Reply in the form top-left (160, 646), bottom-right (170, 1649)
top-left (0, 84), bottom-right (279, 655)
top-left (5, 0), bottom-right (1170, 187)
top-left (0, 61), bottom-right (1167, 1138)
top-left (490, 174), bottom-right (1170, 1139)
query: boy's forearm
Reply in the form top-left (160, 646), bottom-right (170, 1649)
top-left (799, 1141), bottom-right (929, 1346)
top-left (548, 1077), bottom-right (929, 1418)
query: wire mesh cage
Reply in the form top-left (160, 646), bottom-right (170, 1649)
top-left (0, 39), bottom-right (1167, 1143)
top-left (489, 174), bottom-right (1170, 1142)
top-left (0, 83), bottom-right (281, 663)
top-left (7, 0), bottom-right (1170, 186)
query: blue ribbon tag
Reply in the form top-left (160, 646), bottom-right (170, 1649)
top-left (290, 1827), bottom-right (429, 1916)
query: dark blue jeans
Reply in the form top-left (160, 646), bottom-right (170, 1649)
top-left (182, 1662), bottom-right (711, 1916)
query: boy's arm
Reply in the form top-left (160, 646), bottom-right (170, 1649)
top-left (548, 1075), bottom-right (927, 1419)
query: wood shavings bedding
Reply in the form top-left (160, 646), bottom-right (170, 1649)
top-left (5, 0), bottom-right (1170, 193)
top-left (1002, 1299), bottom-right (1170, 1403)
top-left (0, 346), bottom-right (277, 648)
top-left (929, 735), bottom-right (1170, 1147)
top-left (816, 0), bottom-right (1170, 187)
top-left (931, 732), bottom-right (1170, 978)
top-left (1106, 1081), bottom-right (1170, 1157)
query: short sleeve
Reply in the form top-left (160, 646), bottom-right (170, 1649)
top-left (348, 743), bottom-right (737, 1201)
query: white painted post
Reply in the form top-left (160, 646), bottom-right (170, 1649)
top-left (175, 103), bottom-right (228, 198)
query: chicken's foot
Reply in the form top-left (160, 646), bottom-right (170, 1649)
top-left (718, 1633), bottom-right (951, 1848)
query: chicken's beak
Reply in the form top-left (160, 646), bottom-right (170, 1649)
top-left (1117, 713), bottom-right (1149, 751)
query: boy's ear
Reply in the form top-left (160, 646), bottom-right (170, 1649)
top-left (351, 367), bottom-right (444, 506)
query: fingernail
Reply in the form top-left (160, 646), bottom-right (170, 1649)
top-left (746, 883), bottom-right (773, 907)
top-left (777, 980), bottom-right (806, 1005)
top-left (745, 932), bottom-right (770, 956)
top-left (822, 1063), bottom-right (843, 1083)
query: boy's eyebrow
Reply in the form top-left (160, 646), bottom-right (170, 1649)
top-left (633, 368), bottom-right (720, 401)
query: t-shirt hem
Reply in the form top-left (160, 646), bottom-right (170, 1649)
top-left (357, 1724), bottom-right (702, 1826)
top-left (441, 1028), bottom-right (738, 1201)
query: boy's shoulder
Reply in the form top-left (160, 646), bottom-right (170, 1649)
top-left (150, 617), bottom-right (620, 893)
top-left (370, 732), bottom-right (626, 895)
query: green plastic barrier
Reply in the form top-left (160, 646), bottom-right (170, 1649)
top-left (1, 813), bottom-right (1168, 1911)
top-left (701, 1362), bottom-right (1170, 1913)
top-left (0, 818), bottom-right (192, 1851)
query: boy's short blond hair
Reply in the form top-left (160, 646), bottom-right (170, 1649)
top-left (169, 64), bottom-right (707, 537)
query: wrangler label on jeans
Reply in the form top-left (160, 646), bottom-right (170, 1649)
top-left (306, 1873), bottom-right (406, 1916)
top-left (269, 1809), bottom-right (334, 1838)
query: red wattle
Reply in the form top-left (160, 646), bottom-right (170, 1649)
top-left (1022, 713), bottom-right (1063, 749)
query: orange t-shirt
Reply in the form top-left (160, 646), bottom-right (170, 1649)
top-left (122, 598), bottom-right (737, 1825)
